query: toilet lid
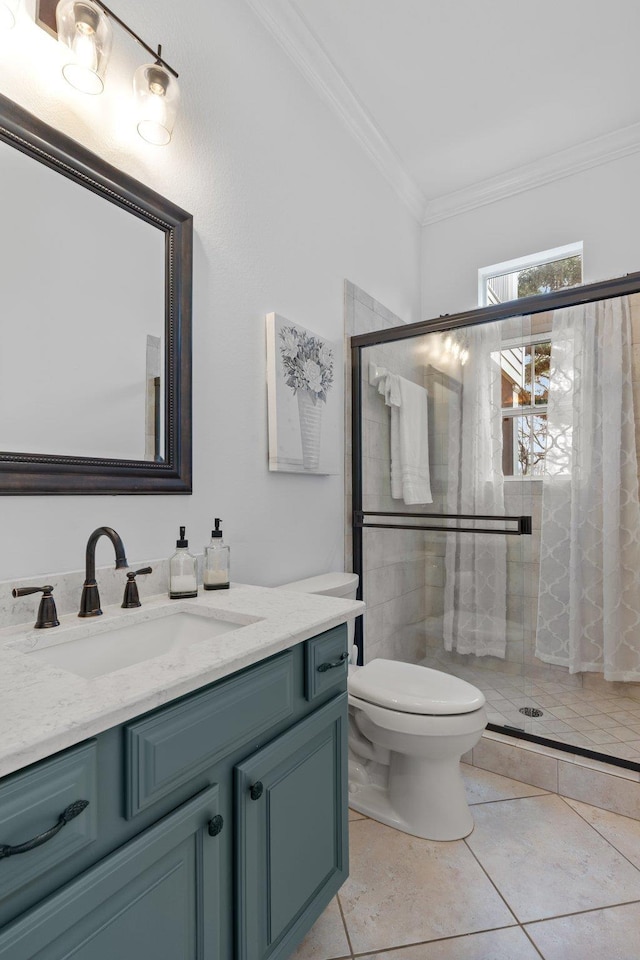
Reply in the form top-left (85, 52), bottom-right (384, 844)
top-left (349, 659), bottom-right (485, 715)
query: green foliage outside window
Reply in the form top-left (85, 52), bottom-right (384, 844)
top-left (517, 256), bottom-right (582, 298)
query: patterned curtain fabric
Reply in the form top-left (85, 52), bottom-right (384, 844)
top-left (443, 321), bottom-right (507, 658)
top-left (536, 297), bottom-right (640, 680)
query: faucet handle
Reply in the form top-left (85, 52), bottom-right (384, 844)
top-left (12, 585), bottom-right (60, 629)
top-left (121, 567), bottom-right (153, 609)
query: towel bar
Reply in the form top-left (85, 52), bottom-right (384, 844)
top-left (353, 511), bottom-right (532, 536)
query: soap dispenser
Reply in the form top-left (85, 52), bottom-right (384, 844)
top-left (169, 526), bottom-right (198, 599)
top-left (203, 518), bottom-right (230, 590)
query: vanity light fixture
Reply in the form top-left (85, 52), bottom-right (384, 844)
top-left (50, 0), bottom-right (180, 142)
top-left (56, 0), bottom-right (112, 95)
top-left (133, 49), bottom-right (180, 146)
top-left (0, 0), bottom-right (19, 30)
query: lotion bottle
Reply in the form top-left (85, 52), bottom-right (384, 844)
top-left (169, 526), bottom-right (198, 599)
top-left (203, 518), bottom-right (230, 590)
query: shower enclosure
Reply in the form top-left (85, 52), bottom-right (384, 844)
top-left (351, 272), bottom-right (640, 774)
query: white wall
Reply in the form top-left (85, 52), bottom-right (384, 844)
top-left (421, 153), bottom-right (640, 319)
top-left (0, 0), bottom-right (421, 583)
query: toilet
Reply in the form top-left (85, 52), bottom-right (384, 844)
top-left (277, 572), bottom-right (487, 842)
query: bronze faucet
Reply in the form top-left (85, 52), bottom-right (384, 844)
top-left (79, 527), bottom-right (128, 617)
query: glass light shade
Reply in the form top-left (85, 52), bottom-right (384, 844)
top-left (0, 0), bottom-right (18, 30)
top-left (134, 63), bottom-right (180, 145)
top-left (56, 0), bottom-right (112, 95)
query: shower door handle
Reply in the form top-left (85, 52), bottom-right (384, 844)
top-left (354, 511), bottom-right (532, 536)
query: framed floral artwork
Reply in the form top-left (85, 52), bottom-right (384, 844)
top-left (266, 313), bottom-right (339, 474)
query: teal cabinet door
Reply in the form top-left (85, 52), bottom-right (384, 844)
top-left (0, 785), bottom-right (221, 960)
top-left (235, 693), bottom-right (348, 960)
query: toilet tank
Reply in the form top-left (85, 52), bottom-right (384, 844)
top-left (278, 572), bottom-right (359, 600)
top-left (277, 572), bottom-right (359, 648)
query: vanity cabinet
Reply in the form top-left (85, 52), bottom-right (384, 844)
top-left (0, 624), bottom-right (349, 960)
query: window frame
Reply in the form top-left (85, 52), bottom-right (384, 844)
top-left (497, 333), bottom-right (551, 481)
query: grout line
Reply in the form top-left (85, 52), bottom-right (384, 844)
top-left (556, 795), bottom-right (640, 874)
top-left (522, 896), bottom-right (640, 926)
top-left (467, 791), bottom-right (550, 806)
top-left (335, 894), bottom-right (356, 959)
top-left (462, 835), bottom-right (521, 927)
top-left (348, 923), bottom-right (520, 958)
top-left (520, 924), bottom-right (547, 959)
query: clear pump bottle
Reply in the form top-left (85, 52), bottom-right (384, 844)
top-left (203, 518), bottom-right (230, 590)
top-left (169, 526), bottom-right (198, 599)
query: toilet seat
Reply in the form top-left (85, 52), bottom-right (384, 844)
top-left (349, 659), bottom-right (485, 715)
top-left (349, 693), bottom-right (486, 738)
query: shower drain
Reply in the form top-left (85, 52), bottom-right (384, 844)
top-left (519, 706), bottom-right (544, 718)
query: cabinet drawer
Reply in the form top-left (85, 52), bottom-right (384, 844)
top-left (0, 741), bottom-right (97, 902)
top-left (304, 625), bottom-right (348, 702)
top-left (125, 651), bottom-right (294, 818)
top-left (0, 785), bottom-right (220, 960)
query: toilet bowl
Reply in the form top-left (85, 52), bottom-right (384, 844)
top-left (348, 659), bottom-right (486, 840)
top-left (276, 572), bottom-right (487, 841)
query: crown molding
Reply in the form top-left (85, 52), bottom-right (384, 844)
top-left (244, 0), bottom-right (426, 222)
top-left (423, 122), bottom-right (640, 225)
top-left (245, 0), bottom-right (640, 230)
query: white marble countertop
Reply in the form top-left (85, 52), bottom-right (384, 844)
top-left (0, 584), bottom-right (364, 780)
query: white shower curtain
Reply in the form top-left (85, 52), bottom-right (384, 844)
top-left (536, 297), bottom-right (640, 680)
top-left (443, 321), bottom-right (507, 658)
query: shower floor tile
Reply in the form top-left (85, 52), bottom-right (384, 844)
top-left (293, 768), bottom-right (640, 960)
top-left (421, 653), bottom-right (640, 764)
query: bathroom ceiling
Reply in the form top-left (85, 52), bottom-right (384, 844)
top-left (290, 0), bottom-right (640, 205)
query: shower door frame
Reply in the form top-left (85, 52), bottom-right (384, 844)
top-left (351, 270), bottom-right (640, 773)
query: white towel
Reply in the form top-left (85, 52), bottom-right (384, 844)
top-left (377, 371), bottom-right (401, 407)
top-left (388, 376), bottom-right (432, 505)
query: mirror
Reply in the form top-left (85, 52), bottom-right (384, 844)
top-left (0, 93), bottom-right (192, 493)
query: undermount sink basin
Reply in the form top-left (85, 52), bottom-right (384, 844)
top-left (23, 612), bottom-right (242, 679)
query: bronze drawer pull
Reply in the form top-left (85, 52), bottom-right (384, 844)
top-left (0, 800), bottom-right (89, 859)
top-left (317, 652), bottom-right (349, 673)
top-left (249, 782), bottom-right (264, 801)
top-left (208, 815), bottom-right (224, 837)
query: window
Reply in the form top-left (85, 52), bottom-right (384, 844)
top-left (480, 244), bottom-right (582, 477)
top-left (495, 338), bottom-right (551, 477)
top-left (478, 243), bottom-right (583, 307)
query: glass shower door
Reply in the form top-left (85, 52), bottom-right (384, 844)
top-left (354, 326), bottom-right (535, 728)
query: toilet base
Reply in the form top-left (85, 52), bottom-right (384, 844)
top-left (348, 759), bottom-right (474, 842)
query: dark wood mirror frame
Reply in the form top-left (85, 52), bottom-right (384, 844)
top-left (0, 92), bottom-right (192, 494)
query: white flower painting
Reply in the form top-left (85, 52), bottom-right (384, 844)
top-left (266, 313), bottom-right (339, 474)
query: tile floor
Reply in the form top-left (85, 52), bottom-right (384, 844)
top-left (291, 764), bottom-right (640, 960)
top-left (423, 655), bottom-right (640, 764)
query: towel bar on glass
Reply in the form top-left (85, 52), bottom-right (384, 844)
top-left (353, 511), bottom-right (532, 536)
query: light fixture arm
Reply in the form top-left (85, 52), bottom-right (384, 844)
top-left (90, 0), bottom-right (179, 78)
